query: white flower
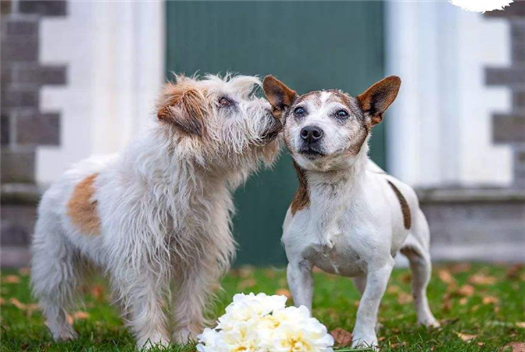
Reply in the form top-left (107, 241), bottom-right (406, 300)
top-left (197, 294), bottom-right (334, 352)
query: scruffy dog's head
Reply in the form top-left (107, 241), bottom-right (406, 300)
top-left (263, 76), bottom-right (401, 172)
top-left (157, 74), bottom-right (282, 173)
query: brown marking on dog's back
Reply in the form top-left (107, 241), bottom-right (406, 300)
top-left (67, 174), bottom-right (101, 236)
top-left (387, 180), bottom-right (411, 229)
top-left (291, 162), bottom-right (310, 215)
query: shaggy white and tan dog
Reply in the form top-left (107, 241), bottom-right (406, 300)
top-left (263, 76), bottom-right (439, 349)
top-left (31, 74), bottom-right (281, 348)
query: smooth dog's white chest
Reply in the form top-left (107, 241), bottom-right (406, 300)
top-left (283, 203), bottom-right (378, 278)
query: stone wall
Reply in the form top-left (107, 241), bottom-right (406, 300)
top-left (1, 0), bottom-right (67, 266)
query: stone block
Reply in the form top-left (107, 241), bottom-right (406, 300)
top-left (1, 114), bottom-right (10, 145)
top-left (19, 0), bottom-right (66, 17)
top-left (15, 112), bottom-right (60, 145)
top-left (493, 113), bottom-right (525, 143)
top-left (0, 39), bottom-right (38, 62)
top-left (0, 204), bottom-right (36, 247)
top-left (14, 64), bottom-right (66, 85)
top-left (0, 88), bottom-right (39, 109)
top-left (0, 149), bottom-right (35, 183)
top-left (486, 66), bottom-right (525, 88)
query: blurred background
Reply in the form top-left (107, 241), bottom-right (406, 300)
top-left (1, 0), bottom-right (524, 267)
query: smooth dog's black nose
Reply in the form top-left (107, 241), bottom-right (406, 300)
top-left (300, 126), bottom-right (324, 143)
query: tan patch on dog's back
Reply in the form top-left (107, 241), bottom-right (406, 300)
top-left (291, 162), bottom-right (310, 215)
top-left (67, 174), bottom-right (101, 235)
top-left (387, 180), bottom-right (411, 229)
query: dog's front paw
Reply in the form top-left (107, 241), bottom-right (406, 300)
top-left (51, 326), bottom-right (78, 342)
top-left (419, 316), bottom-right (441, 329)
top-left (173, 327), bottom-right (199, 344)
top-left (137, 333), bottom-right (170, 350)
top-left (351, 333), bottom-right (378, 350)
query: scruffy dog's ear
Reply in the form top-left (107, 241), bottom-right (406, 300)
top-left (357, 76), bottom-right (401, 126)
top-left (157, 83), bottom-right (207, 136)
top-left (263, 75), bottom-right (298, 112)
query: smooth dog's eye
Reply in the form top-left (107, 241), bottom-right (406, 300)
top-left (218, 97), bottom-right (233, 108)
top-left (294, 107), bottom-right (306, 117)
top-left (335, 109), bottom-right (349, 119)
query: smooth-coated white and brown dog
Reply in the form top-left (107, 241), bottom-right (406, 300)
top-left (31, 74), bottom-right (282, 348)
top-left (263, 75), bottom-right (439, 349)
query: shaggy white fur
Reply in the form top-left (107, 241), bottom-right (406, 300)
top-left (30, 74), bottom-right (281, 348)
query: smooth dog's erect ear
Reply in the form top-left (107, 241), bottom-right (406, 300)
top-left (357, 76), bottom-right (401, 126)
top-left (263, 75), bottom-right (297, 111)
top-left (157, 82), bottom-right (207, 136)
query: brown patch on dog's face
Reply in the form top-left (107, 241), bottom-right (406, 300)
top-left (67, 174), bottom-right (100, 235)
top-left (290, 161), bottom-right (310, 215)
top-left (387, 180), bottom-right (411, 229)
top-left (157, 81), bottom-right (208, 137)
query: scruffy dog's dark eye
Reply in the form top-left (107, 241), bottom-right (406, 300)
top-left (294, 107), bottom-right (306, 116)
top-left (218, 97), bottom-right (233, 107)
top-left (336, 110), bottom-right (349, 119)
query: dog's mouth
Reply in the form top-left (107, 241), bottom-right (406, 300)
top-left (298, 146), bottom-right (325, 159)
top-left (262, 120), bottom-right (282, 142)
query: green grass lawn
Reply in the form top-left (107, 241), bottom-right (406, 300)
top-left (1, 263), bottom-right (524, 352)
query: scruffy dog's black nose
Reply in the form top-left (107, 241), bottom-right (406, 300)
top-left (300, 126), bottom-right (324, 143)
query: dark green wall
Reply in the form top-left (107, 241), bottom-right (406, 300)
top-left (166, 1), bottom-right (385, 266)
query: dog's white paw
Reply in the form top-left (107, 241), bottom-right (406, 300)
top-left (419, 317), bottom-right (440, 328)
top-left (351, 333), bottom-right (378, 350)
top-left (173, 328), bottom-right (198, 344)
top-left (137, 333), bottom-right (170, 350)
top-left (52, 326), bottom-right (78, 342)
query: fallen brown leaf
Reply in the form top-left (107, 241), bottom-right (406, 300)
top-left (264, 269), bottom-right (276, 279)
top-left (469, 274), bottom-right (497, 285)
top-left (442, 293), bottom-right (452, 312)
top-left (482, 296), bottom-right (499, 305)
top-left (516, 322), bottom-right (525, 329)
top-left (89, 284), bottom-right (106, 301)
top-left (275, 288), bottom-right (291, 299)
top-left (238, 266), bottom-right (254, 278)
top-left (387, 285), bottom-right (400, 294)
top-left (449, 263), bottom-right (471, 274)
top-left (66, 314), bottom-right (74, 325)
top-left (456, 332), bottom-right (477, 341)
top-left (459, 297), bottom-right (468, 306)
top-left (397, 292), bottom-right (412, 304)
top-left (506, 342), bottom-right (525, 352)
top-left (237, 278), bottom-right (256, 290)
top-left (330, 328), bottom-right (352, 346)
top-left (457, 285), bottom-right (475, 297)
top-left (3, 275), bottom-right (20, 284)
top-left (72, 311), bottom-right (90, 320)
top-left (9, 298), bottom-right (26, 310)
top-left (438, 269), bottom-right (456, 285)
top-left (506, 264), bottom-right (524, 280)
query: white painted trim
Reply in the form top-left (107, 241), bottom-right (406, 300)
top-left (37, 1), bottom-right (165, 185)
top-left (385, 1), bottom-right (512, 187)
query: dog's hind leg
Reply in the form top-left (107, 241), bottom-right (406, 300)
top-left (31, 216), bottom-right (82, 341)
top-left (400, 210), bottom-right (440, 328)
